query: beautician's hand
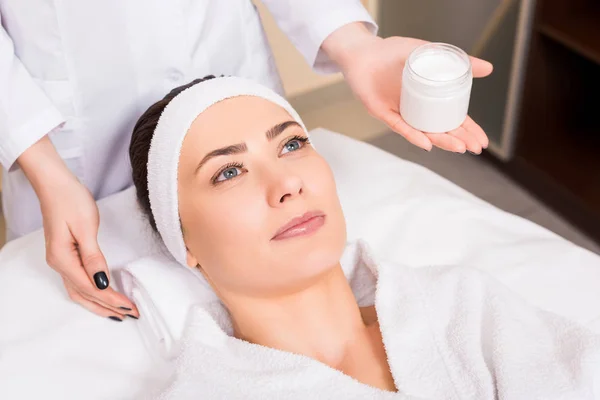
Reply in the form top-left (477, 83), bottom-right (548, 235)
top-left (323, 23), bottom-right (494, 154)
top-left (17, 136), bottom-right (139, 321)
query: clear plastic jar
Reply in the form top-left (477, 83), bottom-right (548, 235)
top-left (400, 43), bottom-right (473, 133)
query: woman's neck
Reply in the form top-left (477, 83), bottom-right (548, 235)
top-left (225, 265), bottom-right (368, 368)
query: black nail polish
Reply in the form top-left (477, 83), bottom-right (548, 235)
top-left (93, 272), bottom-right (109, 290)
top-left (126, 314), bottom-right (139, 320)
top-left (108, 316), bottom-right (122, 322)
top-left (119, 306), bottom-right (132, 311)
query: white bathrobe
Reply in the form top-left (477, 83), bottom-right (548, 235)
top-left (151, 241), bottom-right (600, 399)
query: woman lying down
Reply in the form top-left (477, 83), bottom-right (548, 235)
top-left (128, 75), bottom-right (600, 399)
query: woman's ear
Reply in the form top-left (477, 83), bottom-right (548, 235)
top-left (186, 248), bottom-right (198, 268)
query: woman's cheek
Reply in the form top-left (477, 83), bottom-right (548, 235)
top-left (217, 194), bottom-right (267, 241)
top-left (311, 160), bottom-right (337, 195)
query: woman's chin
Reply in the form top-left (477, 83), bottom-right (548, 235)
top-left (282, 237), bottom-right (346, 274)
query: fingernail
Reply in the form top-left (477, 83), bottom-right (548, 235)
top-left (108, 316), bottom-right (122, 322)
top-left (93, 272), bottom-right (109, 290)
top-left (126, 314), bottom-right (139, 320)
top-left (467, 150), bottom-right (481, 155)
top-left (119, 306), bottom-right (132, 311)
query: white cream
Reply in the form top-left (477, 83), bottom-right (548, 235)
top-left (410, 52), bottom-right (468, 81)
top-left (400, 43), bottom-right (473, 134)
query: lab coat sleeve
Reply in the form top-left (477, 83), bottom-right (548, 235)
top-left (261, 0), bottom-right (378, 74)
top-left (0, 20), bottom-right (65, 171)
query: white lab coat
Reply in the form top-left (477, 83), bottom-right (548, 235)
top-left (0, 0), bottom-right (376, 240)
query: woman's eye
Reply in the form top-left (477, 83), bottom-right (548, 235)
top-left (216, 167), bottom-right (241, 182)
top-left (281, 138), bottom-right (305, 155)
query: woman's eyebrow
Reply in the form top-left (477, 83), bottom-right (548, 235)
top-left (195, 143), bottom-right (247, 174)
top-left (195, 120), bottom-right (302, 174)
top-left (266, 120), bottom-right (301, 141)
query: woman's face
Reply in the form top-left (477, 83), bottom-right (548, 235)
top-left (177, 96), bottom-right (346, 298)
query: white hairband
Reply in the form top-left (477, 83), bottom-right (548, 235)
top-left (147, 76), bottom-right (308, 265)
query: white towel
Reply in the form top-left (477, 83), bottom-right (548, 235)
top-left (118, 242), bottom-right (376, 362)
top-left (119, 253), bottom-right (218, 360)
top-left (149, 240), bottom-right (600, 399)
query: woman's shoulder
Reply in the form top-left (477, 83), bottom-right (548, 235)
top-left (374, 252), bottom-right (505, 313)
top-left (348, 239), bottom-right (513, 312)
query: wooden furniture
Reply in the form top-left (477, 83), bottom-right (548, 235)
top-left (488, 0), bottom-right (600, 243)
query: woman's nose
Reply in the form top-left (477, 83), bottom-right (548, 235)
top-left (267, 170), bottom-right (304, 207)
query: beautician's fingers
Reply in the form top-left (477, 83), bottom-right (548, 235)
top-left (65, 266), bottom-right (137, 314)
top-left (54, 245), bottom-right (137, 312)
top-left (65, 277), bottom-right (139, 320)
top-left (66, 275), bottom-right (139, 317)
top-left (71, 219), bottom-right (111, 292)
top-left (470, 57), bottom-right (494, 78)
top-left (43, 204), bottom-right (134, 312)
top-left (73, 269), bottom-right (137, 313)
top-left (379, 110), bottom-right (433, 151)
top-left (74, 283), bottom-right (140, 319)
top-left (461, 116), bottom-right (489, 149)
top-left (45, 224), bottom-right (125, 310)
top-left (425, 133), bottom-right (467, 153)
top-left (64, 279), bottom-right (126, 321)
top-left (447, 126), bottom-right (483, 154)
top-left (71, 222), bottom-right (137, 312)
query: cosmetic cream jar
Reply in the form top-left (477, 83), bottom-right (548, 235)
top-left (400, 43), bottom-right (473, 133)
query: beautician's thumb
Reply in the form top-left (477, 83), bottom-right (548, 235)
top-left (78, 233), bottom-right (110, 291)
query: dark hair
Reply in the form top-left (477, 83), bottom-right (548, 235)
top-left (129, 75), bottom-right (217, 232)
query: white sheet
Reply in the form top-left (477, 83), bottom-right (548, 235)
top-left (1, 128), bottom-right (600, 399)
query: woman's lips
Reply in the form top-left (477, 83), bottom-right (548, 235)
top-left (271, 211), bottom-right (326, 241)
